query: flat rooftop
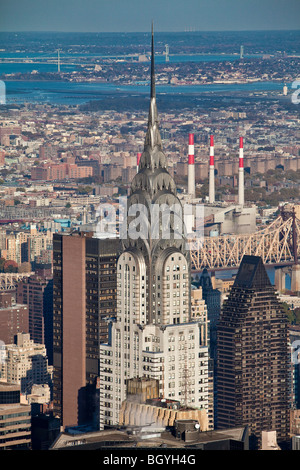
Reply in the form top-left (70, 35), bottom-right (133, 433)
top-left (50, 426), bottom-right (248, 450)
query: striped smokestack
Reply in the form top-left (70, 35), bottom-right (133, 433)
top-left (137, 152), bottom-right (142, 173)
top-left (238, 137), bottom-right (244, 206)
top-left (209, 135), bottom-right (215, 203)
top-left (188, 133), bottom-right (195, 198)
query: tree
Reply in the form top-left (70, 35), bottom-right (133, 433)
top-left (78, 185), bottom-right (93, 195)
top-left (3, 260), bottom-right (18, 273)
top-left (294, 308), bottom-right (300, 325)
top-left (282, 303), bottom-right (300, 325)
top-left (0, 258), bottom-right (5, 272)
top-left (18, 262), bottom-right (32, 273)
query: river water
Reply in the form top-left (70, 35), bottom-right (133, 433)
top-left (3, 78), bottom-right (287, 106)
top-left (0, 48), bottom-right (288, 105)
top-left (193, 267), bottom-right (291, 289)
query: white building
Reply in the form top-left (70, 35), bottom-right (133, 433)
top-left (0, 333), bottom-right (52, 395)
top-left (99, 31), bottom-right (210, 430)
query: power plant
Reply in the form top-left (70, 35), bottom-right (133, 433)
top-left (184, 133), bottom-right (257, 237)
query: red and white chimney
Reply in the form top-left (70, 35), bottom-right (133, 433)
top-left (238, 137), bottom-right (244, 206)
top-left (188, 133), bottom-right (195, 198)
top-left (137, 152), bottom-right (141, 173)
top-left (209, 135), bottom-right (215, 203)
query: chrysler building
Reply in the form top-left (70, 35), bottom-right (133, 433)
top-left (99, 28), bottom-right (209, 430)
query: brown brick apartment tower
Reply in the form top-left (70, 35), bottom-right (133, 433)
top-left (216, 255), bottom-right (291, 449)
top-left (52, 232), bottom-right (119, 429)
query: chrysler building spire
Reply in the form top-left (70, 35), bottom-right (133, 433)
top-left (144, 22), bottom-right (162, 151)
top-left (127, 23), bottom-right (187, 251)
top-left (136, 23), bottom-right (168, 176)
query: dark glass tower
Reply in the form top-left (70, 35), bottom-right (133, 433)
top-left (52, 232), bottom-right (119, 429)
top-left (216, 255), bottom-right (291, 449)
top-left (198, 268), bottom-right (221, 360)
top-left (198, 268), bottom-right (221, 427)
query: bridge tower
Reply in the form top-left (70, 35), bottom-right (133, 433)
top-left (57, 49), bottom-right (60, 72)
top-left (165, 44), bottom-right (169, 62)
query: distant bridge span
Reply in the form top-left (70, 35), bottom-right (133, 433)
top-left (189, 210), bottom-right (300, 271)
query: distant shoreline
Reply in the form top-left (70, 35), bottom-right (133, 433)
top-left (1, 77), bottom-right (285, 85)
top-left (2, 79), bottom-right (288, 110)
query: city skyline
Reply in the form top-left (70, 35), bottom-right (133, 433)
top-left (0, 7), bottom-right (300, 451)
top-left (0, 0), bottom-right (300, 33)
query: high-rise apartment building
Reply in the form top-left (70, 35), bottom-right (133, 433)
top-left (17, 274), bottom-right (53, 364)
top-left (216, 255), bottom-right (291, 449)
top-left (190, 286), bottom-right (214, 430)
top-left (0, 291), bottom-right (29, 345)
top-left (0, 225), bottom-right (52, 265)
top-left (0, 382), bottom-right (31, 450)
top-left (99, 30), bottom-right (209, 430)
top-left (190, 286), bottom-right (208, 323)
top-left (0, 333), bottom-right (52, 395)
top-left (52, 232), bottom-right (119, 429)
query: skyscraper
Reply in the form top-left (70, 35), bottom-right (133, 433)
top-left (99, 28), bottom-right (209, 430)
top-left (197, 268), bottom-right (221, 427)
top-left (198, 268), bottom-right (221, 361)
top-left (216, 255), bottom-right (291, 449)
top-left (52, 232), bottom-right (119, 429)
top-left (0, 292), bottom-right (29, 345)
top-left (17, 274), bottom-right (53, 364)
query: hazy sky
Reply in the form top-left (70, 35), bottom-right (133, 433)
top-left (0, 0), bottom-right (300, 32)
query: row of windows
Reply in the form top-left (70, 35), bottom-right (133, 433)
top-left (0, 420), bottom-right (31, 430)
top-left (168, 345), bottom-right (195, 352)
top-left (0, 412), bottom-right (29, 420)
top-left (166, 264), bottom-right (186, 272)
